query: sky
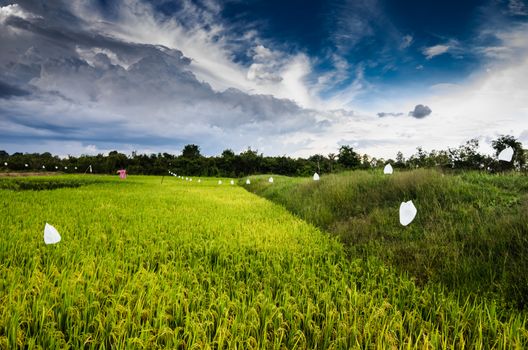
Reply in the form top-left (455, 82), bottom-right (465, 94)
top-left (0, 0), bottom-right (527, 159)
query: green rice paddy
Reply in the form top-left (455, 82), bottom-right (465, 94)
top-left (1, 174), bottom-right (527, 348)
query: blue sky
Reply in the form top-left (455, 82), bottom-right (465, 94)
top-left (0, 0), bottom-right (527, 158)
top-left (217, 0), bottom-right (504, 105)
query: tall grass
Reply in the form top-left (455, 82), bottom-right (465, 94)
top-left (0, 175), bottom-right (527, 348)
top-left (244, 170), bottom-right (528, 309)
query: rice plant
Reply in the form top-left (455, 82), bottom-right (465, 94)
top-left (0, 174), bottom-right (526, 348)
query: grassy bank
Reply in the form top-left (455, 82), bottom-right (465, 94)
top-left (242, 170), bottom-right (528, 309)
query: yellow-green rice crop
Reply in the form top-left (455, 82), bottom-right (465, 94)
top-left (1, 175), bottom-right (527, 348)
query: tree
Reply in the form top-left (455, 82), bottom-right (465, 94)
top-left (239, 148), bottom-right (261, 175)
top-left (360, 154), bottom-right (371, 169)
top-left (221, 149), bottom-right (235, 158)
top-left (327, 153), bottom-right (337, 172)
top-left (308, 154), bottom-right (326, 173)
top-left (491, 135), bottom-right (524, 170)
top-left (219, 149), bottom-right (236, 176)
top-left (107, 150), bottom-right (128, 171)
top-left (182, 144), bottom-right (201, 159)
top-left (337, 145), bottom-right (361, 169)
top-left (395, 151), bottom-right (406, 168)
top-left (428, 149), bottom-right (450, 168)
top-left (448, 139), bottom-right (485, 170)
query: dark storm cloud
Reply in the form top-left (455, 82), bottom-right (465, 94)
top-left (0, 102), bottom-right (188, 147)
top-left (3, 15), bottom-right (191, 67)
top-left (408, 104), bottom-right (432, 119)
top-left (0, 1), bottom-right (332, 155)
top-left (2, 113), bottom-right (89, 134)
top-left (0, 128), bottom-right (185, 146)
top-left (0, 80), bottom-right (29, 98)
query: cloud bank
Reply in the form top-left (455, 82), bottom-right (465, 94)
top-left (0, 1), bottom-right (333, 156)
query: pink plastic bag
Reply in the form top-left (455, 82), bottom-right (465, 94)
top-left (117, 169), bottom-right (127, 179)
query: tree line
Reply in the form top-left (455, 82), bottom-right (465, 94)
top-left (1, 135), bottom-right (526, 176)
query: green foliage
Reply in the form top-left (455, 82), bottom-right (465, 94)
top-left (245, 170), bottom-right (528, 309)
top-left (107, 151), bottom-right (129, 170)
top-left (444, 139), bottom-right (486, 170)
top-left (492, 135), bottom-right (526, 171)
top-left (181, 144), bottom-right (202, 159)
top-left (1, 134), bottom-right (526, 176)
top-left (338, 145), bottom-right (361, 169)
top-left (1, 175), bottom-right (527, 348)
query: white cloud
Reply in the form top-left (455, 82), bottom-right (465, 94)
top-left (423, 44), bottom-right (450, 59)
top-left (422, 39), bottom-right (464, 60)
top-left (508, 0), bottom-right (527, 16)
top-left (493, 23), bottom-right (528, 51)
top-left (246, 45), bottom-right (283, 83)
top-left (320, 65), bottom-right (372, 110)
top-left (63, 0), bottom-right (322, 109)
top-left (478, 23), bottom-right (528, 61)
top-left (401, 35), bottom-right (413, 49)
top-left (0, 4), bottom-right (38, 23)
top-left (480, 46), bottom-right (513, 59)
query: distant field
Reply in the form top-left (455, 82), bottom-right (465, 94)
top-left (0, 172), bottom-right (61, 178)
top-left (1, 175), bottom-right (527, 348)
top-left (244, 170), bottom-right (528, 309)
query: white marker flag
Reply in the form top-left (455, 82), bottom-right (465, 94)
top-left (384, 164), bottom-right (393, 174)
top-left (313, 173), bottom-right (320, 181)
top-left (246, 179), bottom-right (251, 185)
top-left (498, 147), bottom-right (514, 162)
top-left (399, 201), bottom-right (417, 226)
top-left (44, 223), bottom-right (61, 244)
top-left (269, 177), bottom-right (274, 183)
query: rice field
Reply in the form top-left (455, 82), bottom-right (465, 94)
top-left (1, 175), bottom-right (527, 349)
